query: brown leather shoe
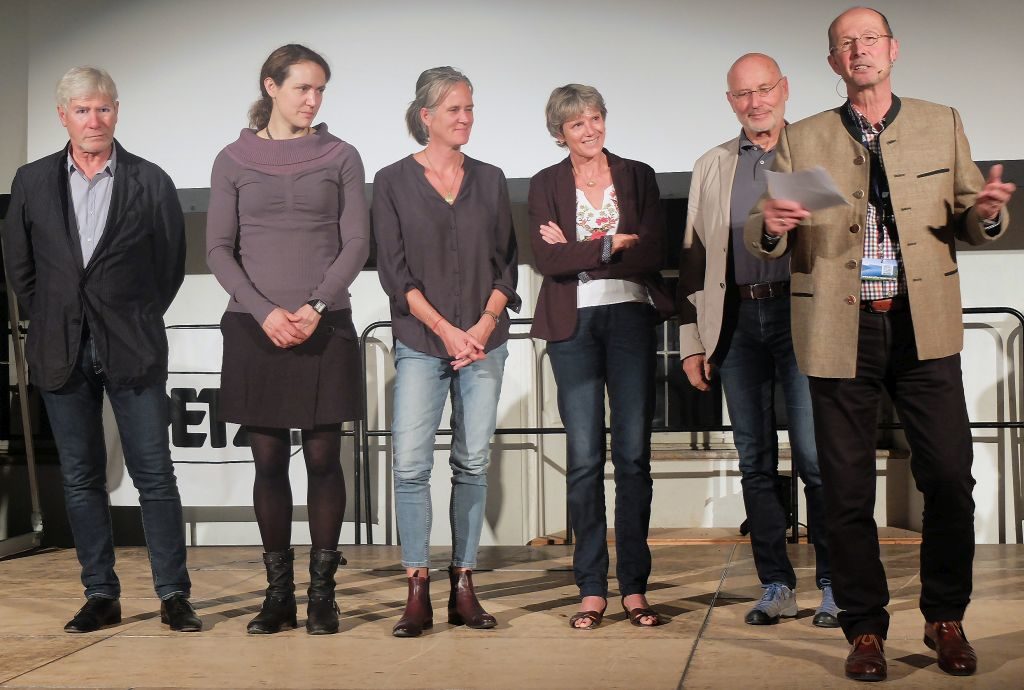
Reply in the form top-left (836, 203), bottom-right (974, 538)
top-left (924, 620), bottom-right (977, 676)
top-left (447, 566), bottom-right (496, 629)
top-left (392, 575), bottom-right (432, 638)
top-left (845, 634), bottom-right (887, 682)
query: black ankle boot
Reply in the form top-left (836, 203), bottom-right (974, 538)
top-left (306, 548), bottom-right (343, 635)
top-left (448, 566), bottom-right (496, 629)
top-left (247, 548), bottom-right (297, 634)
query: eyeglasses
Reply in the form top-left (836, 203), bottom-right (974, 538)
top-left (729, 77), bottom-right (785, 101)
top-left (830, 33), bottom-right (892, 54)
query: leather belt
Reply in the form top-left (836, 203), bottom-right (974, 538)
top-left (737, 281), bottom-right (790, 300)
top-left (861, 296), bottom-right (908, 314)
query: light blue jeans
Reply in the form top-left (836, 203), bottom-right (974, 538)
top-left (392, 339), bottom-right (508, 569)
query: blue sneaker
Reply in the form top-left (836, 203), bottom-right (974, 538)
top-left (745, 583), bottom-right (797, 625)
top-left (813, 583), bottom-right (841, 628)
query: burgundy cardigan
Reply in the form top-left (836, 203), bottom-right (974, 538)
top-left (528, 150), bottom-right (674, 342)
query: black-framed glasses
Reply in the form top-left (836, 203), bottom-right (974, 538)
top-left (729, 77), bottom-right (785, 101)
top-left (830, 33), bottom-right (892, 54)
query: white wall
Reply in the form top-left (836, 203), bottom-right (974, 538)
top-left (0, 0), bottom-right (29, 193)
top-left (19, 0), bottom-right (1024, 188)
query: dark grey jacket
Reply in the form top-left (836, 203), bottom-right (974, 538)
top-left (2, 140), bottom-right (185, 391)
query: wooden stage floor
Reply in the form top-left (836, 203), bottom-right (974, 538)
top-left (2, 542), bottom-right (1022, 688)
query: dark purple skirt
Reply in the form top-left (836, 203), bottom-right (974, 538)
top-left (217, 309), bottom-right (360, 428)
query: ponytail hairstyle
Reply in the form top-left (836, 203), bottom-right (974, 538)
top-left (404, 66), bottom-right (473, 146)
top-left (248, 44), bottom-right (331, 130)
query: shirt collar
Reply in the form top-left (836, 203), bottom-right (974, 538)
top-left (840, 95), bottom-right (902, 139)
top-left (738, 124), bottom-right (787, 152)
top-left (739, 130), bottom-right (759, 151)
top-left (67, 145), bottom-right (117, 177)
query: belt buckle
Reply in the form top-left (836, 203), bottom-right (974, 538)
top-left (749, 281), bottom-right (770, 299)
top-left (866, 298), bottom-right (892, 314)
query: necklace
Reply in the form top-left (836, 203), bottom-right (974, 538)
top-left (423, 149), bottom-right (463, 204)
top-left (572, 161), bottom-right (606, 188)
top-left (265, 126), bottom-right (311, 140)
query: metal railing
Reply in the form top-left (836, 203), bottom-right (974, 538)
top-left (352, 307), bottom-right (1024, 545)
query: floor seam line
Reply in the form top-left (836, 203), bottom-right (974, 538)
top-left (676, 543), bottom-right (736, 690)
top-left (1, 632), bottom-right (115, 686)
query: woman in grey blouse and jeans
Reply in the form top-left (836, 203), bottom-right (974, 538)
top-left (372, 67), bottom-right (519, 638)
top-left (207, 45), bottom-right (369, 636)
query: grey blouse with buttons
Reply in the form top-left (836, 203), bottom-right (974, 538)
top-left (371, 154), bottom-right (520, 359)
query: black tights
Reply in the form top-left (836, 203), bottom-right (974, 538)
top-left (248, 425), bottom-right (345, 553)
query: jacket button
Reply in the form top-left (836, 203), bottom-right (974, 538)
top-left (720, 282), bottom-right (726, 289)
top-left (854, 155), bottom-right (866, 165)
top-left (853, 189), bottom-right (865, 199)
top-left (846, 295), bottom-right (857, 305)
top-left (850, 223), bottom-right (861, 233)
top-left (846, 260), bottom-right (857, 269)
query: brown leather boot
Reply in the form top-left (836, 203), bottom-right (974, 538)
top-left (447, 566), bottom-right (496, 629)
top-left (845, 633), bottom-right (886, 682)
top-left (924, 621), bottom-right (977, 676)
top-left (392, 574), bottom-right (432, 638)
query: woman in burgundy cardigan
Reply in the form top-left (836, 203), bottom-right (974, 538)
top-left (528, 84), bottom-right (673, 630)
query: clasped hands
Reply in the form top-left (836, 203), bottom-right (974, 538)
top-left (435, 315), bottom-right (494, 371)
top-left (262, 304), bottom-right (320, 348)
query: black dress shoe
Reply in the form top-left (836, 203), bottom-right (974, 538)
top-left (64, 597), bottom-right (121, 633)
top-left (160, 594), bottom-right (202, 632)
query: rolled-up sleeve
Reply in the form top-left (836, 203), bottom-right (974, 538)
top-left (491, 171), bottom-right (521, 312)
top-left (371, 169), bottom-right (424, 316)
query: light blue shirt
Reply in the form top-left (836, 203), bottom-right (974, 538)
top-left (67, 148), bottom-right (116, 266)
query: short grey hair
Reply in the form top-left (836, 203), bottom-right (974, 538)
top-left (56, 66), bottom-right (118, 109)
top-left (545, 84), bottom-right (607, 147)
top-left (404, 66), bottom-right (473, 146)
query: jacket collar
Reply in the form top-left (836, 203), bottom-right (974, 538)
top-left (839, 94), bottom-right (902, 143)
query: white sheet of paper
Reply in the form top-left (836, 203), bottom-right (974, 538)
top-left (765, 166), bottom-right (851, 211)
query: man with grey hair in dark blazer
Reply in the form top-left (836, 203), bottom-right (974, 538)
top-left (2, 66), bottom-right (200, 633)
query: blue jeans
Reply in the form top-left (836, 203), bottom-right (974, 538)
top-left (716, 296), bottom-right (829, 590)
top-left (548, 303), bottom-right (656, 598)
top-left (40, 338), bottom-right (190, 600)
top-left (391, 340), bottom-right (508, 569)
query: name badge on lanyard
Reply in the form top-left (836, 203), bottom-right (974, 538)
top-left (861, 257), bottom-right (898, 281)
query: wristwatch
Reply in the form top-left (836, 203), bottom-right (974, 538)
top-left (306, 299), bottom-right (327, 315)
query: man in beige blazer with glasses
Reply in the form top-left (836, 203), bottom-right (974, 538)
top-left (745, 6), bottom-right (1015, 683)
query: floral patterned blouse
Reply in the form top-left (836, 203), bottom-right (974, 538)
top-left (575, 186), bottom-right (620, 241)
top-left (574, 185), bottom-right (648, 308)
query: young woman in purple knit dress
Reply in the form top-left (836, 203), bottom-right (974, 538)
top-left (206, 44), bottom-right (369, 636)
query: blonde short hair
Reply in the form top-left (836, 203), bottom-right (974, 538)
top-left (544, 84), bottom-right (607, 147)
top-left (55, 66), bottom-right (118, 109)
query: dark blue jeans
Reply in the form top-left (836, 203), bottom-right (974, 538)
top-left (716, 296), bottom-right (829, 590)
top-left (40, 338), bottom-right (190, 600)
top-left (548, 303), bottom-right (656, 598)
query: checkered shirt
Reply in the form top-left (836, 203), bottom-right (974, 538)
top-left (848, 103), bottom-right (907, 301)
